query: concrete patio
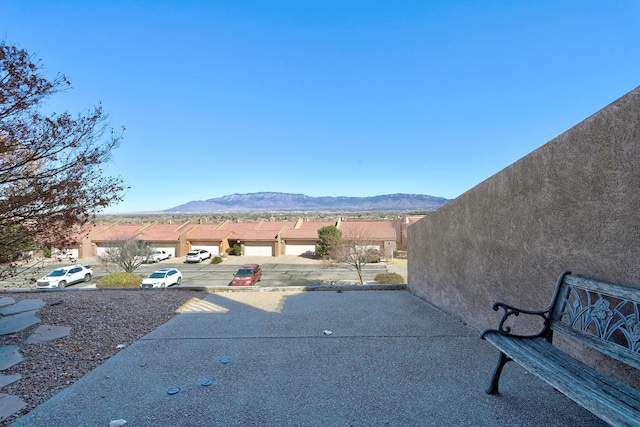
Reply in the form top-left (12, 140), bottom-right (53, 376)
top-left (11, 290), bottom-right (606, 426)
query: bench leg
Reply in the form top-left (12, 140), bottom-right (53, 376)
top-left (486, 351), bottom-right (511, 395)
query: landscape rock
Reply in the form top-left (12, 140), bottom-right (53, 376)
top-left (0, 310), bottom-right (40, 335)
top-left (0, 299), bottom-right (45, 316)
top-left (0, 374), bottom-right (22, 388)
top-left (24, 325), bottom-right (72, 344)
top-left (0, 346), bottom-right (23, 371)
top-left (0, 393), bottom-right (26, 420)
top-left (0, 298), bottom-right (15, 308)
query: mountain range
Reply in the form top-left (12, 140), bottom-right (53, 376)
top-left (165, 192), bottom-right (450, 213)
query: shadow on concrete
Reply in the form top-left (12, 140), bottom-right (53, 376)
top-left (12, 290), bottom-right (606, 426)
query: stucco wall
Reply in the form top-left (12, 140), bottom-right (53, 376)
top-left (408, 86), bottom-right (640, 334)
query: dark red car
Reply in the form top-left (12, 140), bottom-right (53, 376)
top-left (231, 264), bottom-right (262, 286)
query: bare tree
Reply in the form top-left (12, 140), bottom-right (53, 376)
top-left (0, 42), bottom-right (126, 277)
top-left (326, 225), bottom-right (380, 285)
top-left (97, 236), bottom-right (149, 273)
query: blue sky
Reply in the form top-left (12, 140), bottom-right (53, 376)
top-left (4, 1), bottom-right (640, 213)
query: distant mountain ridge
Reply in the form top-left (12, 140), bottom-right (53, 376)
top-left (165, 192), bottom-right (450, 213)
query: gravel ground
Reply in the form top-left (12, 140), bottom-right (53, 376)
top-left (0, 288), bottom-right (209, 426)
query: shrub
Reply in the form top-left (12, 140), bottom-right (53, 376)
top-left (211, 256), bottom-right (223, 264)
top-left (366, 249), bottom-right (381, 263)
top-left (317, 226), bottom-right (341, 258)
top-left (96, 272), bottom-right (142, 288)
top-left (231, 243), bottom-right (241, 256)
top-left (374, 272), bottom-right (405, 284)
top-left (43, 248), bottom-right (52, 258)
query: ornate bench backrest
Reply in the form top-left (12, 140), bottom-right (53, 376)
top-left (550, 273), bottom-right (640, 370)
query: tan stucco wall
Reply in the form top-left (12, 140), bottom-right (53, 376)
top-left (408, 86), bottom-right (640, 334)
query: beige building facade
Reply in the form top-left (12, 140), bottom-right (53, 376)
top-left (408, 86), bottom-right (640, 382)
top-left (66, 218), bottom-right (399, 259)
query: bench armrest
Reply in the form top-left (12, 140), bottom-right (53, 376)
top-left (479, 301), bottom-right (552, 339)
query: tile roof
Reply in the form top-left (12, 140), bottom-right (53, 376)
top-left (256, 221), bottom-right (297, 231)
top-left (74, 219), bottom-right (398, 245)
top-left (404, 215), bottom-right (425, 225)
top-left (217, 222), bottom-right (277, 240)
top-left (281, 221), bottom-right (337, 239)
top-left (138, 223), bottom-right (194, 241)
top-left (187, 224), bottom-right (232, 241)
top-left (234, 229), bottom-right (280, 241)
top-left (338, 220), bottom-right (396, 240)
top-left (92, 224), bottom-right (148, 241)
top-left (68, 223), bottom-right (113, 241)
top-left (298, 220), bottom-right (337, 230)
top-left (217, 222), bottom-right (257, 233)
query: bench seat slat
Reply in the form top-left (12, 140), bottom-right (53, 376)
top-left (487, 333), bottom-right (640, 410)
top-left (484, 332), bottom-right (640, 427)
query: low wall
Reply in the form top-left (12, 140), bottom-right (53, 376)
top-left (408, 87), bottom-right (640, 378)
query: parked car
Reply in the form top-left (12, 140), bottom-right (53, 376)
top-left (140, 268), bottom-right (182, 288)
top-left (231, 264), bottom-right (262, 286)
top-left (185, 249), bottom-right (211, 263)
top-left (36, 265), bottom-right (93, 289)
top-left (143, 250), bottom-right (172, 263)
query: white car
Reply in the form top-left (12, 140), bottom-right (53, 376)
top-left (185, 249), bottom-right (211, 263)
top-left (143, 250), bottom-right (172, 263)
top-left (140, 268), bottom-right (182, 288)
top-left (36, 265), bottom-right (93, 289)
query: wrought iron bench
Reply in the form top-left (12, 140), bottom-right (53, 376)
top-left (480, 271), bottom-right (640, 427)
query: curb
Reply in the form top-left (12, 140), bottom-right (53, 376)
top-left (1, 284), bottom-right (408, 294)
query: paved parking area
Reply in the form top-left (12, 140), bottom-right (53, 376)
top-left (99, 255), bottom-right (399, 288)
top-left (0, 256), bottom-right (407, 290)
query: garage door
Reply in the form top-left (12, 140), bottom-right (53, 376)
top-left (285, 244), bottom-right (316, 256)
top-left (66, 248), bottom-right (80, 259)
top-left (96, 246), bottom-right (116, 257)
top-left (191, 245), bottom-right (219, 256)
top-left (244, 245), bottom-right (273, 256)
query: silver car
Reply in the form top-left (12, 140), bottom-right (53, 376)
top-left (140, 268), bottom-right (182, 288)
top-left (36, 265), bottom-right (93, 289)
top-left (185, 249), bottom-right (211, 263)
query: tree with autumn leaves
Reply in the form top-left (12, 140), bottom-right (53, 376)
top-left (0, 42), bottom-right (126, 268)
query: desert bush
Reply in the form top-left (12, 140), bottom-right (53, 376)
top-left (366, 249), bottom-right (381, 263)
top-left (211, 256), bottom-right (223, 264)
top-left (373, 272), bottom-right (405, 284)
top-left (96, 272), bottom-right (142, 288)
top-left (230, 243), bottom-right (241, 256)
top-left (42, 248), bottom-right (52, 258)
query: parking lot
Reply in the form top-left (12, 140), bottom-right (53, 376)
top-left (0, 255), bottom-right (407, 290)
